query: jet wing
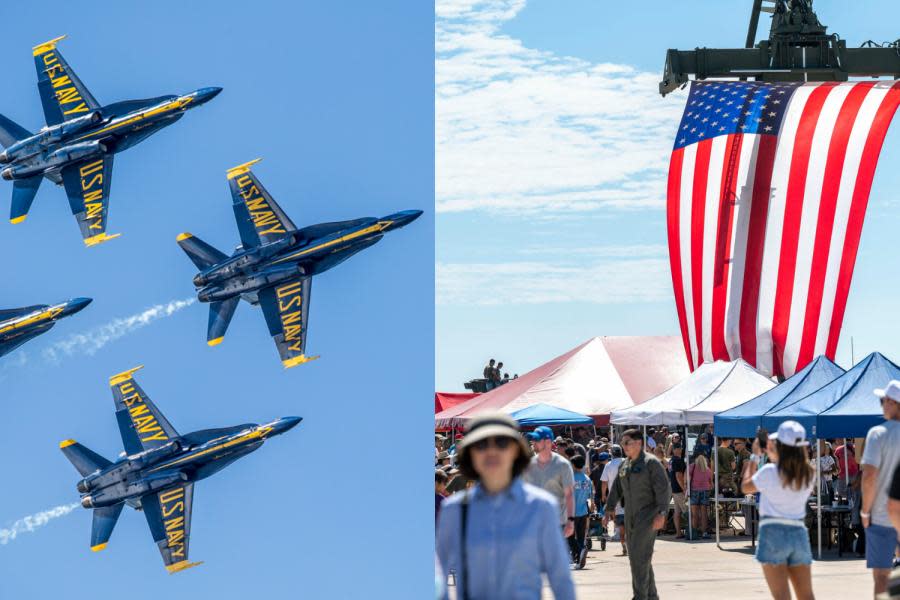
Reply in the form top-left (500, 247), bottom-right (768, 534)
top-left (32, 36), bottom-right (100, 126)
top-left (227, 160), bottom-right (297, 249)
top-left (0, 322), bottom-right (53, 357)
top-left (257, 279), bottom-right (318, 368)
top-left (61, 155), bottom-right (119, 246)
top-left (110, 366), bottom-right (179, 455)
top-left (142, 483), bottom-right (202, 573)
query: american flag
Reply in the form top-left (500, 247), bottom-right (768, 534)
top-left (667, 80), bottom-right (900, 379)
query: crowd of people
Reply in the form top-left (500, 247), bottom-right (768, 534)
top-left (433, 379), bottom-right (900, 599)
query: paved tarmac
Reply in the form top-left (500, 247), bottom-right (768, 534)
top-left (549, 534), bottom-right (870, 599)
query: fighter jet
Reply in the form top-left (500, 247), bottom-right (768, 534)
top-left (176, 159), bottom-right (422, 368)
top-left (60, 365), bottom-right (301, 573)
top-left (0, 297), bottom-right (91, 357)
top-left (0, 36), bottom-right (221, 246)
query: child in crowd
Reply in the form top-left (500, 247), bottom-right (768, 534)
top-left (689, 455), bottom-right (712, 539)
top-left (570, 454), bottom-right (594, 569)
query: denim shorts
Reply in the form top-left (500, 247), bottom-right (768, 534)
top-left (866, 524), bottom-right (900, 569)
top-left (756, 521), bottom-right (812, 566)
top-left (690, 489), bottom-right (709, 506)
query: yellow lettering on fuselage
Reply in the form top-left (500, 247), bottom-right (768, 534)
top-left (276, 281), bottom-right (305, 352)
top-left (118, 381), bottom-right (169, 443)
top-left (159, 487), bottom-right (187, 559)
top-left (41, 52), bottom-right (88, 116)
top-left (78, 160), bottom-right (105, 230)
top-left (235, 175), bottom-right (286, 237)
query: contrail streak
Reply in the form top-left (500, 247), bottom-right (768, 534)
top-left (43, 297), bottom-right (196, 362)
top-left (0, 503), bottom-right (80, 545)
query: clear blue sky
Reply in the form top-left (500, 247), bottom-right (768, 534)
top-left (0, 2), bottom-right (433, 598)
top-left (436, 0), bottom-right (900, 390)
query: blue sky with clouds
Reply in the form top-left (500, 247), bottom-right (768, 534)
top-left (0, 2), bottom-right (433, 598)
top-left (436, 0), bottom-right (900, 390)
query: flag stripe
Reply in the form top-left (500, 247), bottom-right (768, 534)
top-left (679, 144), bottom-right (699, 368)
top-left (667, 148), bottom-right (693, 370)
top-left (691, 140), bottom-right (712, 366)
top-left (702, 136), bottom-right (727, 364)
top-left (711, 134), bottom-right (742, 361)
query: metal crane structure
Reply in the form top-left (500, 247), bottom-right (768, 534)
top-left (660, 0), bottom-right (900, 96)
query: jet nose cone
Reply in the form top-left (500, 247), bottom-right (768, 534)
top-left (63, 297), bottom-right (92, 317)
top-left (193, 86), bottom-right (222, 106)
top-left (274, 416), bottom-right (303, 435)
top-left (383, 209), bottom-right (424, 231)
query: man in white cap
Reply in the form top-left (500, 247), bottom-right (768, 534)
top-left (861, 380), bottom-right (900, 597)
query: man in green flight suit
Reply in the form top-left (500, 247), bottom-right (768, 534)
top-left (603, 428), bottom-right (672, 600)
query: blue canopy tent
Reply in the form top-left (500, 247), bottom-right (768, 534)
top-left (510, 403), bottom-right (594, 427)
top-left (761, 352), bottom-right (897, 435)
top-left (816, 353), bottom-right (900, 438)
top-left (715, 356), bottom-right (843, 437)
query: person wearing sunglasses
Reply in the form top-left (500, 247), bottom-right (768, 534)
top-left (435, 414), bottom-right (575, 600)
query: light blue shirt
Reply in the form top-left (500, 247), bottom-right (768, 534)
top-left (435, 479), bottom-right (575, 600)
top-left (573, 471), bottom-right (592, 517)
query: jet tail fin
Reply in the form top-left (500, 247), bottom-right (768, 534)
top-left (176, 232), bottom-right (228, 270)
top-left (0, 114), bottom-right (31, 148)
top-left (207, 296), bottom-right (239, 347)
top-left (10, 176), bottom-right (42, 224)
top-left (59, 439), bottom-right (112, 477)
top-left (90, 503), bottom-right (124, 552)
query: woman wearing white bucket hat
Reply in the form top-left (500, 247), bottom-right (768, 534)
top-left (742, 420), bottom-right (816, 600)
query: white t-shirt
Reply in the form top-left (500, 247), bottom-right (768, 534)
top-left (752, 463), bottom-right (814, 520)
top-left (861, 420), bottom-right (900, 528)
top-left (600, 457), bottom-right (625, 515)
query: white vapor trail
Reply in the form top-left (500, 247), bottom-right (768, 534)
top-left (43, 298), bottom-right (196, 362)
top-left (0, 503), bottom-right (80, 545)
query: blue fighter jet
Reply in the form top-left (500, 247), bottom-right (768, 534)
top-left (0, 36), bottom-right (221, 246)
top-left (60, 366), bottom-right (301, 573)
top-left (0, 297), bottom-right (91, 357)
top-left (177, 159), bottom-right (422, 368)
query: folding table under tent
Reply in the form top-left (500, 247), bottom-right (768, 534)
top-left (714, 356), bottom-right (845, 438)
top-left (509, 403), bottom-right (594, 427)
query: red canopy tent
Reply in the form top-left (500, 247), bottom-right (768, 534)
top-left (435, 336), bottom-right (689, 428)
top-left (435, 392), bottom-right (479, 414)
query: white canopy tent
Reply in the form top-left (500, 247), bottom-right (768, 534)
top-left (610, 360), bottom-right (775, 426)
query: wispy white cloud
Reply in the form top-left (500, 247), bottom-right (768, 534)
top-left (436, 0), bottom-right (685, 214)
top-left (43, 298), bottom-right (195, 362)
top-left (0, 503), bottom-right (79, 546)
top-left (516, 243), bottom-right (668, 258)
top-left (437, 254), bottom-right (671, 306)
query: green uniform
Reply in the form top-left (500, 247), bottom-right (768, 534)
top-left (605, 450), bottom-right (672, 600)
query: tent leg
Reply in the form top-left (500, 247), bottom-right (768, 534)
top-left (593, 425), bottom-right (597, 439)
top-left (844, 438), bottom-right (849, 495)
top-left (816, 437), bottom-right (822, 560)
top-left (686, 426), bottom-right (692, 539)
top-left (643, 426), bottom-right (647, 447)
top-left (715, 435), bottom-right (720, 549)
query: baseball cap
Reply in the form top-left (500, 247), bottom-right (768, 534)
top-left (597, 452), bottom-right (610, 461)
top-left (527, 426), bottom-right (554, 442)
top-left (769, 420), bottom-right (810, 447)
top-left (874, 380), bottom-right (900, 403)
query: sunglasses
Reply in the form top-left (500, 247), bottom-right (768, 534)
top-left (472, 436), bottom-right (513, 451)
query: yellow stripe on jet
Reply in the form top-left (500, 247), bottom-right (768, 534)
top-left (32, 35), bottom-right (66, 56)
top-left (271, 221), bottom-right (394, 265)
top-left (59, 439), bottom-right (77, 449)
top-left (226, 158), bottom-right (262, 180)
top-left (84, 232), bottom-right (121, 247)
top-left (282, 354), bottom-right (320, 369)
top-left (74, 97), bottom-right (193, 142)
top-left (0, 307), bottom-right (63, 335)
top-left (110, 365), bottom-right (144, 386)
top-left (91, 543), bottom-right (107, 552)
top-left (148, 426), bottom-right (273, 473)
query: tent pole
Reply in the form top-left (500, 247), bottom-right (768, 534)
top-left (816, 435), bottom-right (822, 560)
top-left (686, 425), bottom-right (692, 538)
top-left (715, 435), bottom-right (720, 549)
top-left (843, 438), bottom-right (849, 493)
top-left (643, 425), bottom-right (647, 447)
